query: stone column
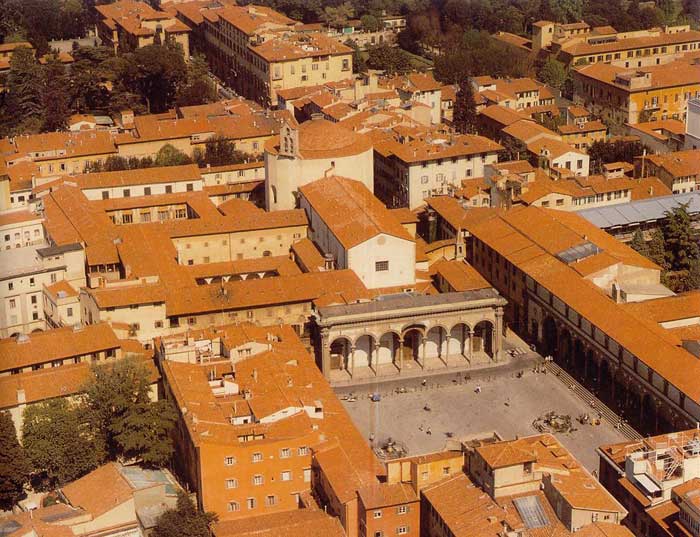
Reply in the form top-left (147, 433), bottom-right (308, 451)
top-left (350, 345), bottom-right (356, 379)
top-left (443, 331), bottom-right (449, 367)
top-left (494, 308), bottom-right (504, 362)
top-left (467, 327), bottom-right (472, 363)
top-left (421, 337), bottom-right (427, 370)
top-left (320, 328), bottom-right (331, 380)
top-left (398, 339), bottom-right (404, 373)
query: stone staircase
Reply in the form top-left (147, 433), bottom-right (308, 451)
top-left (546, 360), bottom-right (642, 441)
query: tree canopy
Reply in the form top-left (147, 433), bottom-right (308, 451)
top-left (153, 491), bottom-right (217, 537)
top-left (366, 43), bottom-right (413, 75)
top-left (193, 136), bottom-right (254, 167)
top-left (453, 79), bottom-right (477, 135)
top-left (22, 399), bottom-right (105, 489)
top-left (433, 30), bottom-right (533, 84)
top-left (0, 411), bottom-right (31, 509)
top-left (82, 357), bottom-right (176, 467)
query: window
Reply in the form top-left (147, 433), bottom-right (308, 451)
top-left (252, 452), bottom-right (263, 462)
top-left (397, 505), bottom-right (408, 514)
top-left (227, 502), bottom-right (240, 512)
top-left (420, 175), bottom-right (428, 184)
top-left (265, 495), bottom-right (276, 506)
top-left (253, 474), bottom-right (264, 485)
top-left (298, 446), bottom-right (308, 456)
top-left (67, 307), bottom-right (73, 317)
top-left (442, 466), bottom-right (450, 475)
top-left (186, 183), bottom-right (194, 192)
top-left (247, 498), bottom-right (256, 510)
top-left (165, 185), bottom-right (173, 193)
top-left (342, 59), bottom-right (349, 71)
top-left (224, 456), bottom-right (236, 466)
top-left (123, 189), bottom-right (130, 197)
top-left (225, 478), bottom-right (238, 489)
top-left (374, 532), bottom-right (383, 537)
top-left (280, 448), bottom-right (291, 458)
top-left (375, 261), bottom-right (389, 272)
top-left (102, 191), bottom-right (109, 200)
top-left (397, 526), bottom-right (409, 535)
top-left (281, 471), bottom-right (291, 481)
top-left (9, 299), bottom-right (16, 309)
top-left (303, 468), bottom-right (311, 482)
top-left (144, 187), bottom-right (151, 195)
top-left (374, 510), bottom-right (382, 519)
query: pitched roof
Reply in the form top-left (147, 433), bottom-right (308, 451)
top-left (299, 176), bottom-right (413, 249)
top-left (61, 463), bottom-right (134, 518)
top-left (212, 509), bottom-right (345, 537)
top-left (0, 323), bottom-right (121, 372)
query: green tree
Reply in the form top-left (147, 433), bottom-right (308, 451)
top-left (41, 54), bottom-right (70, 132)
top-left (538, 57), bottom-right (567, 91)
top-left (345, 39), bottom-right (366, 73)
top-left (322, 2), bottom-right (354, 29)
top-left (366, 43), bottom-right (411, 75)
top-left (197, 135), bottom-right (252, 167)
top-left (684, 259), bottom-right (700, 291)
top-left (120, 44), bottom-right (187, 113)
top-left (22, 399), bottom-right (105, 489)
top-left (3, 46), bottom-right (42, 133)
top-left (0, 411), bottom-right (30, 509)
top-left (629, 229), bottom-right (649, 258)
top-left (360, 14), bottom-right (382, 32)
top-left (153, 491), bottom-right (217, 537)
top-left (82, 357), bottom-right (176, 467)
top-left (176, 54), bottom-right (217, 107)
top-left (155, 144), bottom-right (192, 167)
top-left (662, 203), bottom-right (699, 272)
top-left (647, 228), bottom-right (668, 270)
top-left (453, 79), bottom-right (477, 135)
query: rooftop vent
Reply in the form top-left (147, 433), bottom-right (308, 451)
top-left (556, 241), bottom-right (600, 264)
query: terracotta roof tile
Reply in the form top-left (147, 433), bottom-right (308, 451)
top-left (299, 176), bottom-right (413, 249)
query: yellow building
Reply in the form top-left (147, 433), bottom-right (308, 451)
top-left (573, 55), bottom-right (700, 124)
top-left (183, 4), bottom-right (353, 106)
top-left (96, 0), bottom-right (191, 57)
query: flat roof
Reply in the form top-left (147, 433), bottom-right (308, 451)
top-left (576, 191), bottom-right (700, 228)
top-left (317, 289), bottom-right (503, 319)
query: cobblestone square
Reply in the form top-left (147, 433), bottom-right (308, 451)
top-left (340, 364), bottom-right (629, 471)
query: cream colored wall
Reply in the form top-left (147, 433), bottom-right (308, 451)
top-left (266, 52), bottom-right (352, 105)
top-left (80, 292), bottom-right (167, 344)
top-left (406, 152), bottom-right (498, 210)
top-left (82, 179), bottom-right (204, 200)
top-left (551, 151), bottom-right (590, 176)
top-left (70, 498), bottom-right (136, 536)
top-left (200, 166), bottom-right (264, 186)
top-left (0, 219), bottom-right (44, 250)
top-left (265, 148), bottom-right (374, 211)
top-left (530, 192), bottom-right (573, 210)
top-left (348, 235), bottom-right (416, 289)
top-left (0, 179), bottom-right (10, 211)
top-left (172, 225), bottom-right (307, 264)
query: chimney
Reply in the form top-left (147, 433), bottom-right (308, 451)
top-left (323, 253), bottom-right (335, 271)
top-left (252, 368), bottom-right (258, 381)
top-left (17, 389), bottom-right (26, 404)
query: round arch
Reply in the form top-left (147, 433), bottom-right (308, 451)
top-left (473, 320), bottom-right (494, 358)
top-left (377, 331), bottom-right (400, 367)
top-left (329, 336), bottom-right (352, 371)
top-left (401, 327), bottom-right (423, 363)
top-left (449, 323), bottom-right (471, 358)
top-left (426, 325), bottom-right (448, 360)
top-left (542, 317), bottom-right (557, 357)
